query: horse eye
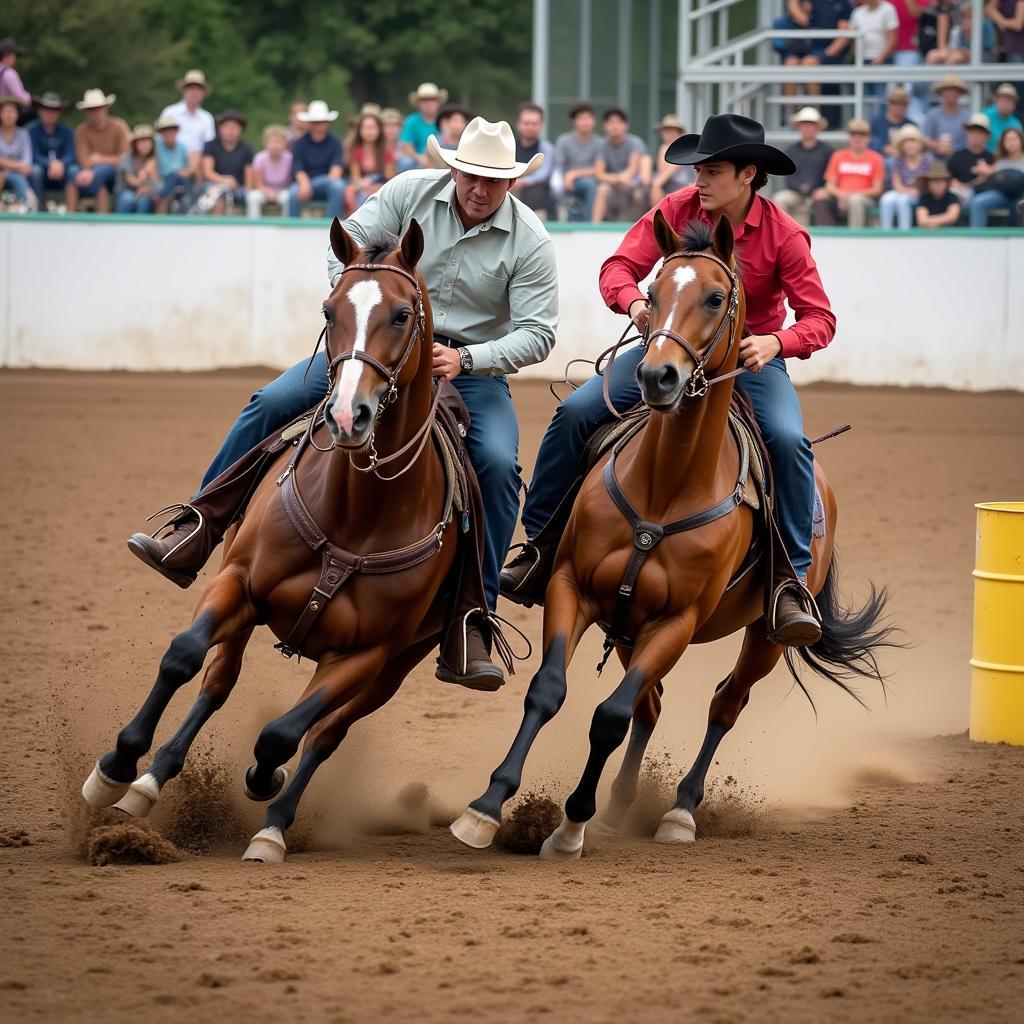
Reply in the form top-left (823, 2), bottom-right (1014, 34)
top-left (706, 293), bottom-right (725, 309)
top-left (393, 309), bottom-right (411, 326)
top-left (322, 307), bottom-right (332, 323)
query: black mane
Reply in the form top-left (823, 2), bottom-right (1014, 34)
top-left (680, 220), bottom-right (714, 253)
top-left (361, 233), bottom-right (399, 262)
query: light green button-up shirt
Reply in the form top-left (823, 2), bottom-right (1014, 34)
top-left (326, 169), bottom-right (558, 376)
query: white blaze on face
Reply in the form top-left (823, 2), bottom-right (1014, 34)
top-left (652, 265), bottom-right (698, 352)
top-left (333, 279), bottom-right (382, 433)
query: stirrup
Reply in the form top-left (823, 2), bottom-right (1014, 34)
top-left (144, 502), bottom-right (204, 562)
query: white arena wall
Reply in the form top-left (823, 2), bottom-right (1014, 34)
top-left (1, 217), bottom-right (1021, 392)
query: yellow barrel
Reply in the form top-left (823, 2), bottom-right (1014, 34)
top-left (970, 502), bottom-right (1024, 745)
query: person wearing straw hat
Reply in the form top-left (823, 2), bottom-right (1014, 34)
top-left (981, 84), bottom-right (1023, 154)
top-left (153, 113), bottom-right (196, 213)
top-left (914, 161), bottom-right (961, 227)
top-left (159, 70), bottom-right (216, 161)
top-left (27, 92), bottom-right (77, 208)
top-left (503, 113), bottom-right (836, 645)
top-left (773, 106), bottom-right (833, 226)
top-left (813, 117), bottom-right (884, 226)
top-left (69, 89), bottom-right (129, 213)
top-left (128, 116), bottom-right (557, 688)
top-left (878, 123), bottom-right (933, 229)
top-left (650, 114), bottom-right (693, 205)
top-left (380, 107), bottom-right (416, 172)
top-left (288, 99), bottom-right (345, 219)
top-left (923, 74), bottom-right (970, 157)
top-left (400, 82), bottom-right (448, 167)
top-left (115, 125), bottom-right (160, 214)
top-left (948, 112), bottom-right (995, 204)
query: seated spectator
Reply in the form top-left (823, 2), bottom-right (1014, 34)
top-left (0, 95), bottom-right (34, 211)
top-left (981, 85), bottom-right (1023, 153)
top-left (941, 4), bottom-right (998, 63)
top-left (813, 117), bottom-right (885, 225)
top-left (773, 106), bottom-right (833, 224)
top-left (198, 109), bottom-right (253, 215)
top-left (850, 0), bottom-right (900, 102)
top-left (591, 107), bottom-right (649, 223)
top-left (115, 125), bottom-right (160, 214)
top-left (153, 114), bottom-right (195, 213)
top-left (381, 107), bottom-right (416, 173)
top-left (27, 91), bottom-right (76, 209)
top-left (879, 124), bottom-right (933, 228)
top-left (435, 104), bottom-right (470, 151)
top-left (914, 161), bottom-right (961, 226)
top-left (344, 111), bottom-right (394, 214)
top-left (985, 0), bottom-right (1024, 65)
top-left (400, 82), bottom-right (446, 168)
top-left (650, 114), bottom-right (695, 205)
top-left (782, 0), bottom-right (853, 107)
top-left (159, 70), bottom-right (216, 180)
top-left (69, 88), bottom-right (129, 213)
top-left (921, 0), bottom-right (958, 63)
top-left (510, 102), bottom-right (555, 215)
top-left (968, 126), bottom-right (1024, 226)
top-left (287, 101), bottom-right (307, 147)
top-left (246, 124), bottom-right (293, 218)
top-left (923, 74), bottom-right (969, 158)
top-left (288, 100), bottom-right (344, 219)
top-left (948, 112), bottom-right (995, 204)
top-left (869, 86), bottom-right (914, 157)
top-left (0, 39), bottom-right (31, 122)
top-left (553, 102), bottom-right (602, 221)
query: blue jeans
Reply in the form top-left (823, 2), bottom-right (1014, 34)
top-left (76, 163), bottom-right (117, 197)
top-left (288, 175), bottom-right (345, 219)
top-left (198, 353), bottom-right (521, 610)
top-left (115, 189), bottom-right (155, 214)
top-left (879, 190), bottom-right (916, 229)
top-left (565, 176), bottom-right (597, 221)
top-left (521, 347), bottom-right (816, 580)
top-left (0, 169), bottom-right (31, 202)
top-left (968, 189), bottom-right (1016, 227)
top-left (29, 162), bottom-right (79, 200)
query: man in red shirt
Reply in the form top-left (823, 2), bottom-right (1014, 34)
top-left (812, 117), bottom-right (885, 226)
top-left (502, 113), bottom-right (837, 644)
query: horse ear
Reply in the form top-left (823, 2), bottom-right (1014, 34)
top-left (399, 218), bottom-right (424, 270)
top-left (712, 215), bottom-right (735, 267)
top-left (330, 217), bottom-right (358, 265)
top-left (653, 209), bottom-right (682, 258)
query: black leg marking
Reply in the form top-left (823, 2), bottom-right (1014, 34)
top-left (674, 721), bottom-right (729, 814)
top-left (470, 635), bottom-right (568, 822)
top-left (602, 716), bottom-right (656, 829)
top-left (264, 748), bottom-right (330, 834)
top-left (148, 692), bottom-right (223, 787)
top-left (246, 691), bottom-right (326, 800)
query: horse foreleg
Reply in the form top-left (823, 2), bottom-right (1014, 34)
top-left (655, 622), bottom-right (784, 844)
top-left (112, 628), bottom-right (254, 819)
top-left (450, 575), bottom-right (593, 850)
top-left (82, 574), bottom-right (253, 807)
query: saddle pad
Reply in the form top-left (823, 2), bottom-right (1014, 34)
top-left (727, 409), bottom-right (764, 512)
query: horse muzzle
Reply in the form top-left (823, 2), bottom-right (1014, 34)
top-left (638, 359), bottom-right (686, 411)
top-left (325, 392), bottom-right (378, 448)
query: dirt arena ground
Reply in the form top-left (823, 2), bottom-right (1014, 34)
top-left (1, 370), bottom-right (1022, 1024)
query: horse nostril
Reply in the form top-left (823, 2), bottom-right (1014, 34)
top-left (659, 363), bottom-right (679, 392)
top-left (351, 401), bottom-right (373, 436)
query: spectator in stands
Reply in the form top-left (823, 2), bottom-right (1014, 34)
top-left (650, 114), bottom-right (695, 204)
top-left (0, 39), bottom-right (31, 121)
top-left (247, 124), bottom-right (293, 218)
top-left (381, 107), bottom-right (415, 173)
top-left (889, 0), bottom-right (928, 120)
top-left (288, 99), bottom-right (344, 219)
top-left (115, 125), bottom-right (160, 214)
top-left (948, 112), bottom-right (994, 203)
top-left (879, 124), bottom-right (933, 227)
top-left (0, 96), bottom-right (34, 211)
top-left (510, 102), bottom-right (555, 215)
top-left (982, 85), bottom-right (1023, 152)
top-left (553, 102), bottom-right (602, 221)
top-left (923, 74), bottom-right (969, 158)
top-left (591, 108), bottom-right (649, 223)
top-left (968, 125), bottom-right (1024, 225)
top-left (69, 88), bottom-right (129, 213)
top-left (941, 4), bottom-right (998, 63)
top-left (159, 70), bottom-right (215, 177)
top-left (400, 82), bottom-right (446, 168)
top-left (986, 0), bottom-right (1024, 65)
top-left (773, 107), bottom-right (833, 224)
top-left (782, 0), bottom-right (853, 107)
top-left (28, 92), bottom-right (76, 209)
top-left (344, 110), bottom-right (394, 214)
top-left (914, 161), bottom-right (961, 226)
top-left (813, 117), bottom-right (885, 225)
top-left (850, 0), bottom-right (900, 102)
top-left (869, 85), bottom-right (914, 156)
top-left (153, 114), bottom-right (194, 213)
top-left (435, 105), bottom-right (471, 151)
top-left (921, 0), bottom-right (957, 63)
top-left (287, 101), bottom-right (308, 147)
top-left (198, 110), bottom-right (253, 215)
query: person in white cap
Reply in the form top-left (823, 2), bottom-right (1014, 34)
top-left (158, 70), bottom-right (216, 162)
top-left (400, 82), bottom-right (448, 167)
top-left (773, 107), bottom-right (833, 226)
top-left (287, 99), bottom-right (345, 219)
top-left (68, 88), bottom-right (129, 213)
top-left (128, 117), bottom-right (558, 689)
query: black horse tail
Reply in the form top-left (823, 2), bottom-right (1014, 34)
top-left (784, 551), bottom-right (902, 711)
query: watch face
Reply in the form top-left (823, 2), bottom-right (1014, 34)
top-left (460, 348), bottom-right (474, 371)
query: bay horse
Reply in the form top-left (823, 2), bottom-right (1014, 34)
top-left (82, 219), bottom-right (463, 863)
top-left (452, 212), bottom-right (894, 857)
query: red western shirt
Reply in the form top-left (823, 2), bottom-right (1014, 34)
top-left (598, 185), bottom-right (836, 360)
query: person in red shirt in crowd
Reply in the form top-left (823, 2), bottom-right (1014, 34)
top-left (813, 117), bottom-right (885, 226)
top-left (502, 114), bottom-right (836, 643)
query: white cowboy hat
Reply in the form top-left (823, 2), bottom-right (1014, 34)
top-left (427, 117), bottom-right (543, 178)
top-left (409, 82), bottom-right (448, 105)
top-left (177, 69), bottom-right (212, 94)
top-left (76, 88), bottom-right (116, 110)
top-left (791, 106), bottom-right (827, 129)
top-left (297, 99), bottom-right (339, 123)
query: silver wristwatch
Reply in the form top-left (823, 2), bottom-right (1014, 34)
top-left (457, 346), bottom-right (474, 374)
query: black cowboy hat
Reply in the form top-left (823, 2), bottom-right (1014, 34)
top-left (666, 113), bottom-right (796, 176)
top-left (216, 108), bottom-right (247, 129)
top-left (0, 38), bottom-right (26, 56)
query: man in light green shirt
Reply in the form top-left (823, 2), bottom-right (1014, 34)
top-left (128, 118), bottom-right (558, 688)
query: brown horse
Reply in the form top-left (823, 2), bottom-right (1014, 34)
top-left (452, 212), bottom-right (894, 856)
top-left (82, 219), bottom-right (463, 863)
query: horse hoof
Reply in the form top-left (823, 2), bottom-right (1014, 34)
top-left (654, 807), bottom-right (696, 844)
top-left (450, 808), bottom-right (500, 849)
top-left (244, 765), bottom-right (290, 802)
top-left (81, 762), bottom-right (131, 807)
top-left (538, 815), bottom-right (585, 860)
top-left (112, 773), bottom-right (161, 819)
top-left (242, 826), bottom-right (286, 864)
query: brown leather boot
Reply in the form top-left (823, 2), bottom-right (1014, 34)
top-left (499, 541), bottom-right (550, 608)
top-left (436, 614), bottom-right (505, 691)
top-left (769, 584), bottom-right (822, 647)
top-left (127, 504), bottom-right (222, 589)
